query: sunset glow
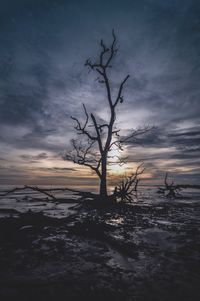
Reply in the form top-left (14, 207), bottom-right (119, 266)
top-left (0, 0), bottom-right (199, 188)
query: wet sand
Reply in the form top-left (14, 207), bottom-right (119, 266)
top-left (0, 195), bottom-right (200, 301)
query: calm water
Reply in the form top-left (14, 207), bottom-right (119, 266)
top-left (0, 185), bottom-right (200, 219)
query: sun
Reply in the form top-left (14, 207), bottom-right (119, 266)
top-left (108, 163), bottom-right (126, 175)
top-left (108, 148), bottom-right (126, 175)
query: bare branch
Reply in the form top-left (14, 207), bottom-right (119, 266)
top-left (109, 139), bottom-right (123, 151)
top-left (0, 185), bottom-right (57, 201)
top-left (108, 155), bottom-right (128, 166)
top-left (120, 126), bottom-right (154, 144)
top-left (64, 139), bottom-right (102, 178)
top-left (82, 103), bottom-right (89, 129)
top-left (71, 104), bottom-right (98, 141)
top-left (114, 75), bottom-right (130, 107)
top-left (98, 123), bottom-right (109, 132)
top-left (105, 29), bottom-right (118, 68)
top-left (100, 39), bottom-right (109, 65)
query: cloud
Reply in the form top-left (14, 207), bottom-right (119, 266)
top-left (39, 167), bottom-right (76, 172)
top-left (0, 0), bottom-right (200, 184)
top-left (20, 152), bottom-right (49, 162)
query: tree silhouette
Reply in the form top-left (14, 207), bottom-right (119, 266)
top-left (65, 30), bottom-right (150, 198)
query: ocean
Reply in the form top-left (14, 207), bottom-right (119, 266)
top-left (0, 185), bottom-right (200, 219)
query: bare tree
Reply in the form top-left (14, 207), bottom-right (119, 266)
top-left (64, 30), bottom-right (150, 199)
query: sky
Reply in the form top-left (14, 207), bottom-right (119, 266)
top-left (0, 0), bottom-right (200, 188)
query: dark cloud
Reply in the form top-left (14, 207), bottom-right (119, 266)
top-left (169, 129), bottom-right (200, 138)
top-left (0, 0), bottom-right (200, 184)
top-left (20, 152), bottom-right (48, 162)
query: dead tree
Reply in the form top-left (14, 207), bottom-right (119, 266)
top-left (64, 30), bottom-right (151, 199)
top-left (157, 173), bottom-right (181, 198)
top-left (158, 173), bottom-right (200, 198)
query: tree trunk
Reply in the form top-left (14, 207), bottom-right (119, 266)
top-left (100, 155), bottom-right (107, 198)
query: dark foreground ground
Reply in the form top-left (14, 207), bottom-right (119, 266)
top-left (0, 198), bottom-right (200, 301)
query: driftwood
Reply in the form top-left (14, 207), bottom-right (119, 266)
top-left (158, 173), bottom-right (200, 198)
top-left (157, 173), bottom-right (181, 198)
top-left (0, 185), bottom-right (97, 203)
top-left (114, 164), bottom-right (144, 202)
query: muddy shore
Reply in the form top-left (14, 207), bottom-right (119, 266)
top-left (0, 199), bottom-right (200, 301)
